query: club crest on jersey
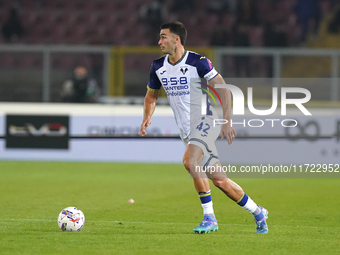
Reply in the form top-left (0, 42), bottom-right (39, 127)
top-left (180, 67), bottom-right (188, 75)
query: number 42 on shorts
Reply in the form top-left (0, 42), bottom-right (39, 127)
top-left (196, 122), bottom-right (210, 137)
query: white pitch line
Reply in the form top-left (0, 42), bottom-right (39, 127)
top-left (1, 218), bottom-right (339, 230)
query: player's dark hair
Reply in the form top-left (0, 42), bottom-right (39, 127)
top-left (160, 21), bottom-right (187, 46)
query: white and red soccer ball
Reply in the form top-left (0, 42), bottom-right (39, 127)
top-left (57, 207), bottom-right (85, 232)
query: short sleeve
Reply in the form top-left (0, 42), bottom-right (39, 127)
top-left (196, 56), bottom-right (219, 81)
top-left (147, 62), bottom-right (162, 92)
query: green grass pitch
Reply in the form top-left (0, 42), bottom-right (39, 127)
top-left (0, 161), bottom-right (339, 255)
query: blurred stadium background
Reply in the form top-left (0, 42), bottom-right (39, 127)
top-left (0, 0), bottom-right (340, 102)
top-left (0, 0), bottom-right (339, 162)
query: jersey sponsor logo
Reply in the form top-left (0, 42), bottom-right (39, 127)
top-left (165, 90), bottom-right (190, 97)
top-left (161, 77), bottom-right (188, 86)
top-left (164, 85), bottom-right (189, 91)
top-left (200, 56), bottom-right (206, 59)
top-left (160, 70), bottom-right (166, 75)
top-left (161, 76), bottom-right (189, 96)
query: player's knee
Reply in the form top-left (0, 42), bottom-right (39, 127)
top-left (182, 156), bottom-right (190, 172)
top-left (183, 156), bottom-right (202, 174)
top-left (212, 178), bottom-right (228, 190)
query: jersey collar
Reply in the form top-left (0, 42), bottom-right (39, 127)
top-left (167, 50), bottom-right (187, 66)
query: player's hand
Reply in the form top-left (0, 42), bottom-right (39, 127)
top-left (221, 124), bottom-right (236, 145)
top-left (140, 118), bottom-right (152, 136)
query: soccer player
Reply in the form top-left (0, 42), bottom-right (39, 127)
top-left (140, 21), bottom-right (268, 234)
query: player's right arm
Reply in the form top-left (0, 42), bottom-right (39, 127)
top-left (140, 59), bottom-right (163, 136)
top-left (195, 54), bottom-right (236, 144)
top-left (140, 89), bottom-right (159, 136)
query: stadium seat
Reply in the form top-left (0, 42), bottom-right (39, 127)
top-left (130, 24), bottom-right (151, 45)
top-left (49, 25), bottom-right (68, 42)
top-left (107, 26), bottom-right (127, 45)
top-left (75, 11), bottom-right (98, 26)
top-left (55, 11), bottom-right (79, 27)
top-left (97, 11), bottom-right (119, 27)
top-left (119, 1), bottom-right (138, 12)
top-left (43, 0), bottom-right (68, 10)
top-left (20, 0), bottom-right (37, 9)
top-left (202, 14), bottom-right (219, 35)
top-left (221, 14), bottom-right (235, 29)
top-left (67, 25), bottom-right (88, 44)
top-left (101, 0), bottom-right (120, 10)
top-left (21, 10), bottom-right (38, 27)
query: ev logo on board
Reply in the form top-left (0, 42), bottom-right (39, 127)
top-left (200, 84), bottom-right (312, 128)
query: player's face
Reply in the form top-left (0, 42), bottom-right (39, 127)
top-left (158, 29), bottom-right (177, 54)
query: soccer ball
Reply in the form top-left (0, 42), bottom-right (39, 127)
top-left (57, 207), bottom-right (85, 232)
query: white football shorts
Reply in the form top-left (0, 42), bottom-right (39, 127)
top-left (183, 109), bottom-right (221, 168)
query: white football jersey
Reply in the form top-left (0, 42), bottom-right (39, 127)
top-left (147, 51), bottom-right (218, 139)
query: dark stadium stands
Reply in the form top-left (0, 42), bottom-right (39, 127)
top-left (0, 0), bottom-right (327, 47)
top-left (0, 0), bottom-right (338, 82)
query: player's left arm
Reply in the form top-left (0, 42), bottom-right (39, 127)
top-left (209, 74), bottom-right (236, 145)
